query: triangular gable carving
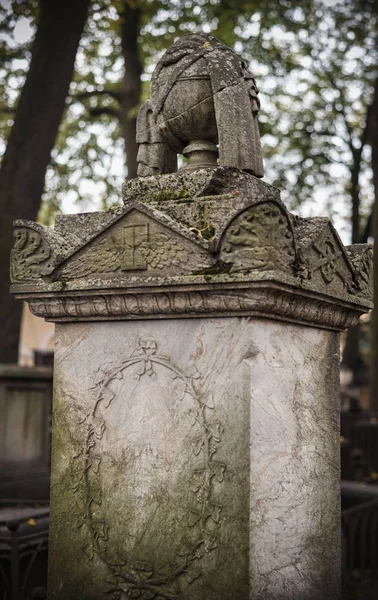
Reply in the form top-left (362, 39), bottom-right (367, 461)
top-left (294, 217), bottom-right (355, 295)
top-left (55, 205), bottom-right (213, 281)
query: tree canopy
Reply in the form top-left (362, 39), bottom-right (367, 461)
top-left (6, 0), bottom-right (375, 236)
top-left (0, 0), bottom-right (377, 366)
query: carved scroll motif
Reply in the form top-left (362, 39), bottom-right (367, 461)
top-left (220, 202), bottom-right (295, 272)
top-left (71, 339), bottom-right (225, 599)
top-left (10, 227), bottom-right (52, 282)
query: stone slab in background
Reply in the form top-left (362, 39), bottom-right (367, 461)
top-left (0, 365), bottom-right (52, 500)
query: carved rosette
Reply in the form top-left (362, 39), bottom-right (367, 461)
top-left (10, 171), bottom-right (373, 331)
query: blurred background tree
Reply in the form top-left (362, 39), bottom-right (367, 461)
top-left (0, 0), bottom-right (377, 402)
top-left (0, 0), bottom-right (91, 363)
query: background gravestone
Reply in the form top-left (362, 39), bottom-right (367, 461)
top-left (10, 34), bottom-right (373, 600)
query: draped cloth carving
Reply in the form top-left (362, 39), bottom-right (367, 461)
top-left (136, 34), bottom-right (264, 177)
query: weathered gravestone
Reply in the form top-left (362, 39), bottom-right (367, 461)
top-left (10, 33), bottom-right (373, 600)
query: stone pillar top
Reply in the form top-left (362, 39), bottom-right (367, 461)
top-left (136, 33), bottom-right (264, 177)
top-left (10, 167), bottom-right (372, 331)
top-left (9, 34), bottom-right (373, 331)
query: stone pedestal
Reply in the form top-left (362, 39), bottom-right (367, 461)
top-left (10, 168), bottom-right (373, 599)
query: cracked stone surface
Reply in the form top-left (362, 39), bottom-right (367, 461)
top-left (10, 31), bottom-right (366, 600)
top-left (48, 318), bottom-right (340, 600)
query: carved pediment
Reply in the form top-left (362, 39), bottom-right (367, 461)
top-left (10, 168), bottom-right (373, 331)
top-left (219, 201), bottom-right (295, 272)
top-left (345, 244), bottom-right (373, 301)
top-left (55, 206), bottom-right (212, 281)
top-left (294, 218), bottom-right (355, 296)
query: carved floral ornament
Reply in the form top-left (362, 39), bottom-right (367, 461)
top-left (69, 338), bottom-right (225, 599)
top-left (218, 202), bottom-right (295, 272)
top-left (10, 196), bottom-right (373, 327)
top-left (9, 35), bottom-right (373, 324)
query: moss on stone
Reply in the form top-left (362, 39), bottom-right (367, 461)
top-left (201, 225), bottom-right (216, 240)
top-left (192, 261), bottom-right (232, 280)
top-left (150, 189), bottom-right (192, 203)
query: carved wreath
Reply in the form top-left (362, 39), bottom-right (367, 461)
top-left (71, 338), bottom-right (225, 599)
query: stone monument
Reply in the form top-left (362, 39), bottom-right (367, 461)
top-left (10, 33), bottom-right (373, 600)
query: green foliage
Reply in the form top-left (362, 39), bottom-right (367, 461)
top-left (255, 0), bottom-right (377, 238)
top-left (0, 1), bottom-right (37, 151)
top-left (0, 0), bottom-right (377, 241)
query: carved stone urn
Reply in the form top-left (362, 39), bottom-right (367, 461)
top-left (155, 58), bottom-right (219, 169)
top-left (136, 33), bottom-right (264, 177)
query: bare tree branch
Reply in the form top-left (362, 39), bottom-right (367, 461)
top-left (70, 89), bottom-right (122, 102)
top-left (0, 107), bottom-right (15, 115)
top-left (89, 106), bottom-right (121, 119)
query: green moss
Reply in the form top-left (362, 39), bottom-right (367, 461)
top-left (151, 188), bottom-right (192, 202)
top-left (192, 261), bottom-right (232, 279)
top-left (51, 279), bottom-right (67, 291)
top-left (201, 225), bottom-right (216, 240)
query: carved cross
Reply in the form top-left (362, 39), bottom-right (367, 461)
top-left (313, 240), bottom-right (344, 284)
top-left (121, 224), bottom-right (148, 271)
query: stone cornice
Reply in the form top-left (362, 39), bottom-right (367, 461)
top-left (19, 281), bottom-right (367, 331)
top-left (10, 169), bottom-right (373, 330)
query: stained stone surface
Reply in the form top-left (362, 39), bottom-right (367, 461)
top-left (48, 318), bottom-right (339, 600)
top-left (10, 168), bottom-right (372, 331)
top-left (9, 33), bottom-right (373, 600)
top-left (136, 34), bottom-right (263, 177)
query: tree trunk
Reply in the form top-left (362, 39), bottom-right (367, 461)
top-left (369, 76), bottom-right (378, 411)
top-left (341, 323), bottom-right (367, 385)
top-left (351, 159), bottom-right (361, 244)
top-left (0, 0), bottom-right (90, 363)
top-left (119, 1), bottom-right (142, 179)
top-left (341, 146), bottom-right (364, 378)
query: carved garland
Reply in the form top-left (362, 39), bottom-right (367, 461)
top-left (28, 288), bottom-right (362, 330)
top-left (72, 338), bottom-right (225, 600)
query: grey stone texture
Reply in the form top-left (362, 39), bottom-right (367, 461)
top-left (10, 165), bottom-right (370, 600)
top-left (10, 168), bottom-right (372, 330)
top-left (136, 34), bottom-right (264, 177)
top-left (9, 34), bottom-right (373, 600)
top-left (49, 319), bottom-right (339, 600)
